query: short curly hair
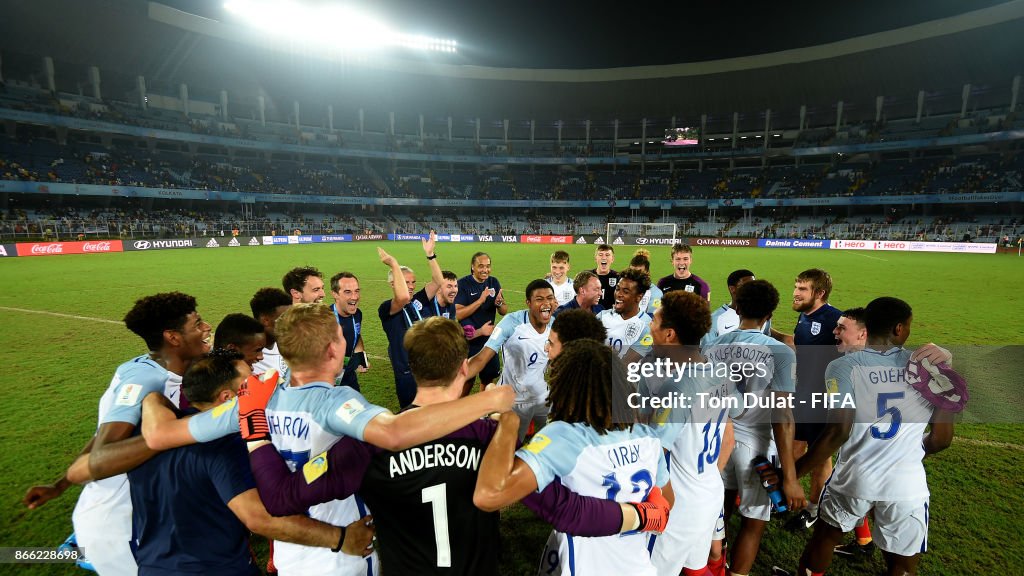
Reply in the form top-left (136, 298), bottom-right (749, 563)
top-left (551, 309), bottom-right (607, 344)
top-left (282, 266), bottom-right (322, 296)
top-left (617, 267), bottom-right (651, 295)
top-left (250, 287), bottom-right (291, 320)
top-left (734, 280), bottom-right (780, 321)
top-left (657, 291), bottom-right (711, 345)
top-left (123, 292), bottom-right (198, 350)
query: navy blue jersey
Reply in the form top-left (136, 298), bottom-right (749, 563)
top-left (554, 298), bottom-right (604, 317)
top-left (129, 426), bottom-right (258, 576)
top-left (413, 288), bottom-right (456, 321)
top-left (454, 275), bottom-right (502, 352)
top-left (378, 299), bottom-right (424, 379)
top-left (330, 305), bottom-right (362, 360)
top-left (794, 303), bottom-right (843, 403)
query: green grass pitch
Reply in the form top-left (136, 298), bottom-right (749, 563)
top-left (1, 242), bottom-right (1022, 575)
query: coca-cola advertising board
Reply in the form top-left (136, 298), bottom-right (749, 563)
top-left (17, 240), bottom-right (124, 257)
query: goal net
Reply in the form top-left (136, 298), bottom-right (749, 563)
top-left (606, 222), bottom-right (678, 243)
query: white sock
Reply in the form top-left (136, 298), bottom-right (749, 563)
top-left (806, 502), bottom-right (818, 515)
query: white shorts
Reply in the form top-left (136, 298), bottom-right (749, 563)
top-left (513, 400), bottom-right (549, 442)
top-left (720, 440), bottom-right (773, 521)
top-left (72, 498), bottom-right (137, 576)
top-left (818, 489), bottom-right (930, 557)
top-left (651, 486), bottom-right (724, 573)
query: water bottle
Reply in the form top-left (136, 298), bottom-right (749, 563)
top-left (751, 455), bottom-right (788, 513)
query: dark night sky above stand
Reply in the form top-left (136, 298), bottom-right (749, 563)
top-left (162, 0), bottom-right (1011, 68)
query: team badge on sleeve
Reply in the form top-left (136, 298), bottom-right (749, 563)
top-left (523, 433), bottom-right (551, 454)
top-left (640, 334), bottom-right (654, 346)
top-left (211, 397), bottom-right (238, 419)
top-left (302, 451), bottom-right (330, 484)
top-left (115, 383), bottom-right (143, 406)
top-left (336, 398), bottom-right (367, 423)
top-left (825, 378), bottom-right (839, 395)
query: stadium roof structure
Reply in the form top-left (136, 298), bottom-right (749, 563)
top-left (1, 0), bottom-right (1023, 129)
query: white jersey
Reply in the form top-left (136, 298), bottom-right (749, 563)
top-left (518, 421), bottom-right (669, 576)
top-left (74, 355), bottom-right (182, 576)
top-left (596, 309), bottom-right (653, 358)
top-left (638, 285), bottom-right (664, 318)
top-left (825, 347), bottom-right (934, 501)
top-left (547, 277), bottom-right (576, 307)
top-left (253, 341), bottom-right (286, 377)
top-left (703, 329), bottom-right (795, 448)
top-left (485, 310), bottom-right (551, 403)
top-left (701, 304), bottom-right (774, 347)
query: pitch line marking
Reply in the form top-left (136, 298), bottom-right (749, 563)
top-left (0, 305), bottom-right (393, 361)
top-left (0, 306), bottom-right (122, 325)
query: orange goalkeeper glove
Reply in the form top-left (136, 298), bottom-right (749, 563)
top-left (238, 369), bottom-right (279, 442)
top-left (629, 485), bottom-right (670, 533)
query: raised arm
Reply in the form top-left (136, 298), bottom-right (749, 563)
top-left (466, 347), bottom-right (498, 380)
top-left (381, 247), bottom-right (411, 315)
top-left (421, 231), bottom-right (444, 301)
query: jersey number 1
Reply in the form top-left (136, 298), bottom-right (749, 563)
top-left (422, 483), bottom-right (452, 568)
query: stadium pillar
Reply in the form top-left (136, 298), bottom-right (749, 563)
top-left (641, 118), bottom-right (647, 173)
top-left (43, 56), bottom-right (56, 93)
top-left (558, 120), bottom-right (563, 146)
top-left (875, 96), bottom-right (884, 123)
top-left (503, 119), bottom-right (509, 143)
top-left (389, 111), bottom-right (395, 135)
top-left (798, 105), bottom-right (806, 132)
top-left (294, 101), bottom-right (301, 129)
top-left (218, 90), bottom-right (228, 121)
top-left (0, 51), bottom-right (4, 83)
top-left (328, 105), bottom-right (334, 131)
top-left (1011, 75), bottom-right (1021, 112)
top-left (359, 109), bottom-right (365, 135)
top-left (137, 76), bottom-right (147, 110)
top-left (475, 117), bottom-right (480, 143)
top-left (586, 119), bottom-right (591, 146)
top-left (448, 116), bottom-right (453, 141)
top-left (530, 119), bottom-right (535, 144)
top-left (258, 95), bottom-right (266, 126)
top-left (916, 90), bottom-right (925, 123)
top-left (835, 100), bottom-right (843, 131)
top-left (763, 108), bottom-right (771, 159)
top-left (88, 66), bottom-right (101, 100)
top-left (419, 114), bottom-right (424, 142)
top-left (961, 84), bottom-right (971, 118)
top-left (731, 112), bottom-right (738, 148)
top-left (179, 83), bottom-right (190, 117)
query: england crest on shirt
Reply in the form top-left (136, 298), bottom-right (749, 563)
top-left (811, 321), bottom-right (821, 335)
top-left (625, 322), bottom-right (641, 341)
top-left (412, 299), bottom-right (424, 311)
top-left (609, 278), bottom-right (617, 287)
top-left (685, 285), bottom-right (695, 293)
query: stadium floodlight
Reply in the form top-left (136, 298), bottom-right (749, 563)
top-left (223, 0), bottom-right (458, 54)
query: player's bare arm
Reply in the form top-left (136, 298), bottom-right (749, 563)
top-left (466, 347), bottom-right (497, 380)
top-left (771, 393), bottom-right (807, 511)
top-left (361, 384), bottom-right (514, 452)
top-left (924, 406), bottom-right (956, 454)
top-left (717, 419), bottom-right (736, 473)
top-left (141, 391), bottom-right (199, 451)
top-left (455, 288), bottom-right (490, 320)
top-left (474, 411), bottom-right (539, 511)
top-left (494, 288), bottom-right (509, 315)
top-left (87, 421), bottom-right (161, 480)
top-left (794, 407), bottom-right (854, 478)
top-left (227, 488), bottom-right (375, 556)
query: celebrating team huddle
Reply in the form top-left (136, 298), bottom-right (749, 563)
top-left (23, 235), bottom-right (967, 576)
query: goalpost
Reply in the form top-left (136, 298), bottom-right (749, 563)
top-left (606, 222), bottom-right (678, 242)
